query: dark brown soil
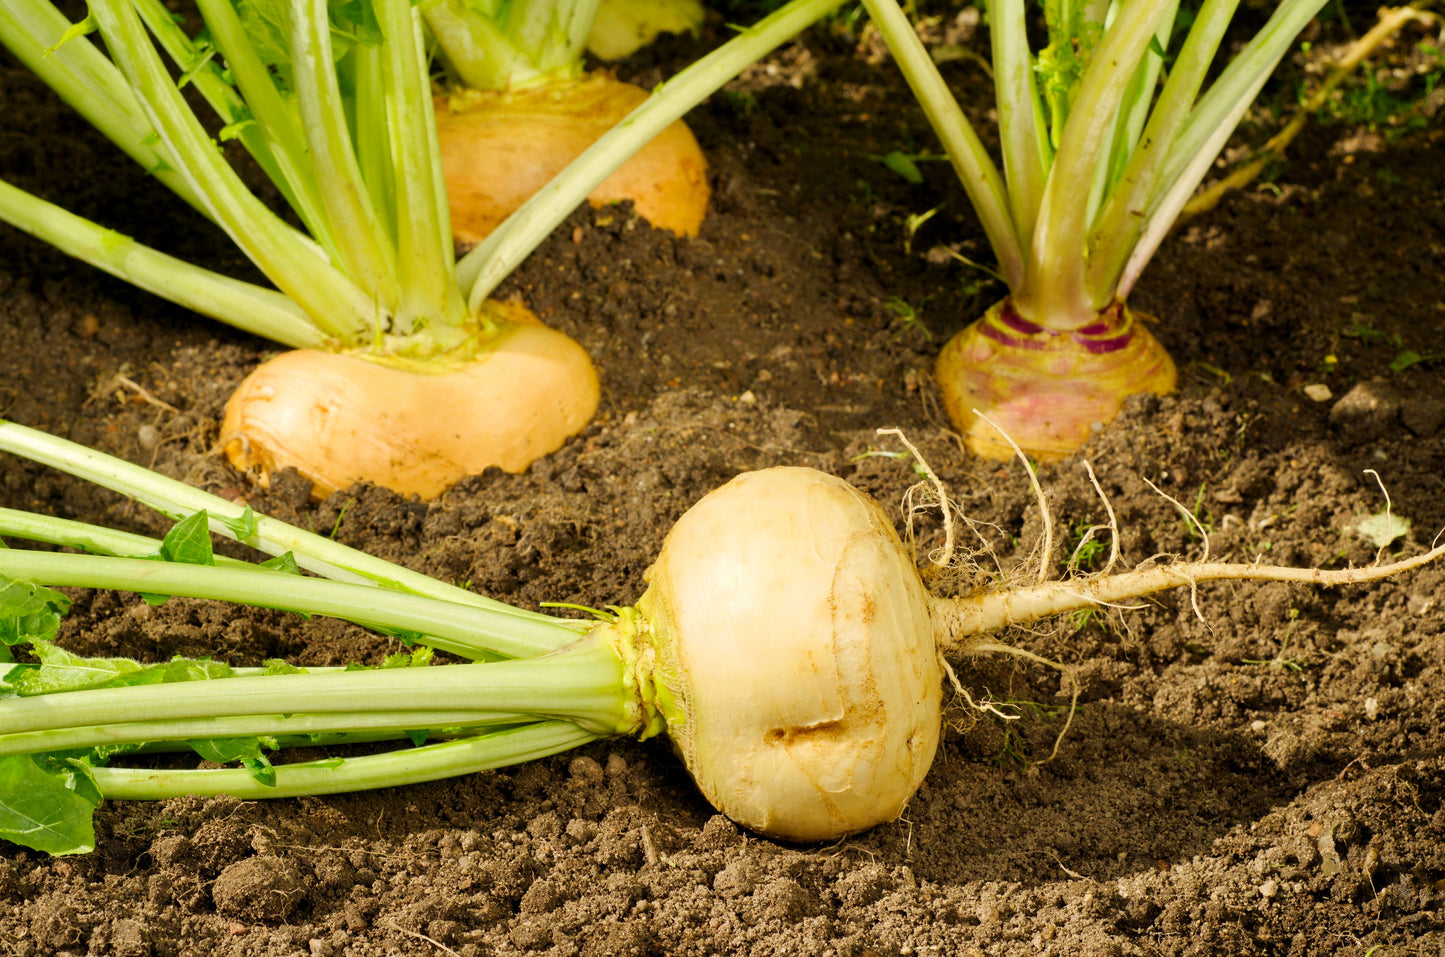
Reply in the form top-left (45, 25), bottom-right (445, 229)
top-left (3, 5), bottom-right (1445, 956)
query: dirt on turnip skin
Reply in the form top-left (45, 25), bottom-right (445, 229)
top-left (3, 7), bottom-right (1445, 957)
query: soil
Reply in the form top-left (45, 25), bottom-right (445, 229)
top-left (3, 4), bottom-right (1445, 956)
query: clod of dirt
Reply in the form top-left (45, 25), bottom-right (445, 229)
top-left (107, 917), bottom-right (149, 957)
top-left (211, 856), bottom-right (307, 922)
top-left (1400, 395), bottom-right (1445, 437)
top-left (1329, 379), bottom-right (1402, 443)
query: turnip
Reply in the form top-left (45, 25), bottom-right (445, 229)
top-left (431, 64), bottom-right (711, 245)
top-left (0, 0), bottom-right (842, 499)
top-left (857, 0), bottom-right (1336, 459)
top-left (1, 420), bottom-right (1440, 855)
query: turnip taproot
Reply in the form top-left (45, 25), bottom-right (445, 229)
top-left (0, 421), bottom-right (1439, 855)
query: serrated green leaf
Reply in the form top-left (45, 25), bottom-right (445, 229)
top-left (0, 755), bottom-right (100, 855)
top-left (220, 506), bottom-right (259, 543)
top-left (7, 640), bottom-right (145, 695)
top-left (259, 551), bottom-right (301, 575)
top-left (159, 512), bottom-right (216, 566)
top-left (189, 736), bottom-right (263, 764)
top-left (9, 645), bottom-right (244, 696)
top-left (241, 755), bottom-right (277, 786)
top-left (262, 658), bottom-right (306, 675)
top-left (0, 578), bottom-right (72, 647)
top-left (381, 646), bottom-right (434, 669)
top-left (158, 657), bottom-right (236, 682)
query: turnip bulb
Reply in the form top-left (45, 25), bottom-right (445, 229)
top-left (630, 465), bottom-right (1445, 841)
top-left (936, 300), bottom-right (1178, 460)
top-left (638, 467), bottom-right (943, 841)
top-left (220, 301), bottom-right (599, 500)
top-left (435, 75), bottom-right (710, 245)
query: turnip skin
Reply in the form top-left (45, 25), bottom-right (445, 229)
top-left (936, 299), bottom-right (1177, 460)
top-left (638, 467), bottom-right (943, 842)
top-left (220, 305), bottom-right (598, 500)
top-left (434, 74), bottom-right (710, 245)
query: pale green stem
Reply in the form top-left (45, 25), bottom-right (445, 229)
top-left (0, 0), bottom-right (200, 212)
top-left (0, 550), bottom-right (576, 661)
top-left (459, 0), bottom-right (850, 307)
top-left (0, 709), bottom-right (528, 757)
top-left (183, 0), bottom-right (338, 257)
top-left (989, 0), bottom-right (1049, 264)
top-left (92, 720), bottom-right (600, 800)
top-left (0, 507), bottom-right (284, 570)
top-left (289, 0), bottom-right (401, 312)
top-left (0, 180), bottom-right (325, 349)
top-left (1026, 0), bottom-right (1169, 327)
top-left (422, 0), bottom-right (601, 90)
top-left (377, 0), bottom-right (469, 341)
top-left (353, 38), bottom-right (399, 248)
top-left (130, 0), bottom-right (322, 241)
top-left (87, 0), bottom-right (376, 343)
top-left (0, 507), bottom-right (161, 556)
top-left (0, 635), bottom-right (633, 737)
top-left (1085, 0), bottom-right (1240, 305)
top-left (855, 0), bottom-right (1024, 293)
top-left (1117, 0), bottom-right (1330, 299)
top-left (0, 420), bottom-right (586, 653)
top-left (1087, 0), bottom-right (1176, 232)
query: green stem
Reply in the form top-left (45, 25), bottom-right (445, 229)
top-left (182, 0), bottom-right (337, 255)
top-left (0, 635), bottom-right (632, 737)
top-left (1025, 0), bottom-right (1169, 327)
top-left (0, 420), bottom-right (584, 654)
top-left (0, 0), bottom-right (201, 212)
top-left (987, 0), bottom-right (1048, 266)
top-left (375, 0), bottom-right (469, 341)
top-left (0, 550), bottom-right (576, 661)
top-left (87, 0), bottom-right (376, 343)
top-left (458, 0), bottom-right (848, 307)
top-left (131, 0), bottom-right (324, 241)
top-left (1084, 0), bottom-right (1240, 305)
top-left (856, 0), bottom-right (1023, 291)
top-left (286, 0), bottom-right (400, 309)
top-left (1117, 0), bottom-right (1330, 298)
top-left (1088, 0), bottom-right (1177, 234)
top-left (0, 180), bottom-right (325, 349)
top-left (0, 709), bottom-right (529, 757)
top-left (92, 720), bottom-right (599, 799)
top-left (0, 507), bottom-right (161, 557)
top-left (352, 31), bottom-right (398, 250)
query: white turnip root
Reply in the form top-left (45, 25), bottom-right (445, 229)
top-left (636, 465), bottom-right (1444, 841)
